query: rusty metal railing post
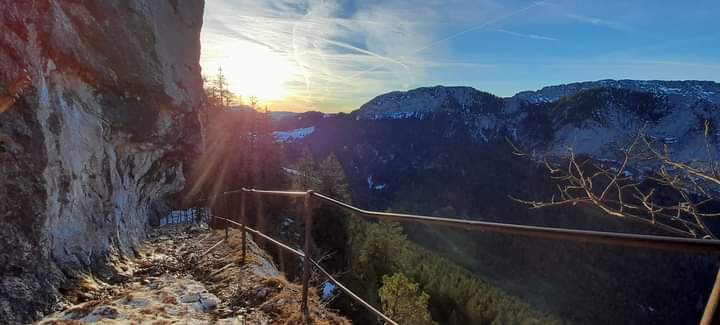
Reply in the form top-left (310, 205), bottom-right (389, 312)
top-left (207, 199), bottom-right (212, 228)
top-left (224, 193), bottom-right (229, 241)
top-left (701, 265), bottom-right (720, 324)
top-left (301, 190), bottom-right (314, 321)
top-left (208, 197), bottom-right (214, 231)
top-left (241, 188), bottom-right (248, 263)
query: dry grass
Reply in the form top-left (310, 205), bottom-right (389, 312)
top-left (264, 281), bottom-right (351, 325)
top-left (139, 308), bottom-right (155, 315)
top-left (263, 276), bottom-right (287, 288)
top-left (77, 277), bottom-right (100, 292)
top-left (189, 229), bottom-right (352, 324)
top-left (151, 321), bottom-right (172, 325)
top-left (160, 294), bottom-right (177, 304)
top-left (139, 305), bottom-right (166, 315)
top-left (63, 299), bottom-right (110, 319)
top-left (46, 226), bottom-right (351, 324)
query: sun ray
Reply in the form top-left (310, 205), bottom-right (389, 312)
top-left (204, 39), bottom-right (296, 102)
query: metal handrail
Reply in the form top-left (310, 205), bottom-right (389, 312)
top-left (214, 215), bottom-right (304, 257)
top-left (211, 215), bottom-right (397, 324)
top-left (309, 258), bottom-right (398, 325)
top-left (311, 192), bottom-right (720, 253)
top-left (244, 188), bottom-right (308, 196)
top-left (225, 188), bottom-right (307, 196)
top-left (201, 187), bottom-right (720, 325)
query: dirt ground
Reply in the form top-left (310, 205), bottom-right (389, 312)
top-left (37, 224), bottom-right (350, 325)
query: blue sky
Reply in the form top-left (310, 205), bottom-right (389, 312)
top-left (200, 0), bottom-right (720, 112)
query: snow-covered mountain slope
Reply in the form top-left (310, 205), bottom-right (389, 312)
top-left (352, 80), bottom-right (720, 161)
top-left (513, 79), bottom-right (720, 104)
top-left (273, 80), bottom-right (720, 325)
top-left (273, 126), bottom-right (316, 143)
top-left (356, 86), bottom-right (503, 119)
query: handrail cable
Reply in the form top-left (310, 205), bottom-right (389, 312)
top-left (310, 192), bottom-right (720, 253)
top-left (211, 215), bottom-right (396, 324)
top-left (197, 187), bottom-right (720, 324)
top-left (213, 215), bottom-right (304, 257)
top-left (309, 258), bottom-right (399, 325)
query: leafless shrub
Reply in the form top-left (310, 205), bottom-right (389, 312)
top-left (509, 121), bottom-right (720, 239)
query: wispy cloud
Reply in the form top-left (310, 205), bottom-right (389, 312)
top-left (494, 28), bottom-right (558, 41)
top-left (200, 0), bottom-right (534, 111)
top-left (410, 1), bottom-right (545, 54)
top-left (201, 1), bottom-right (718, 112)
top-left (201, 0), bottom-right (453, 111)
top-left (566, 13), bottom-right (625, 31)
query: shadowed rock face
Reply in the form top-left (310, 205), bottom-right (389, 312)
top-left (0, 1), bottom-right (204, 323)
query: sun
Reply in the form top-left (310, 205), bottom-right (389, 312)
top-left (207, 40), bottom-right (295, 102)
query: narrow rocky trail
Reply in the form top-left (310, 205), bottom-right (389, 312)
top-left (38, 225), bottom-right (350, 325)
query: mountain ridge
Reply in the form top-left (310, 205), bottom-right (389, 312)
top-left (268, 78), bottom-right (720, 325)
top-left (356, 79), bottom-right (720, 120)
top-left (325, 80), bottom-right (716, 162)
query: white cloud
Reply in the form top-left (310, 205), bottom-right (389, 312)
top-left (566, 13), bottom-right (626, 31)
top-left (200, 0), bottom-right (520, 111)
top-left (201, 1), bottom-right (715, 112)
top-left (494, 28), bottom-right (558, 41)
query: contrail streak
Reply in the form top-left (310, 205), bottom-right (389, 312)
top-left (289, 3), bottom-right (415, 105)
top-left (345, 1), bottom-right (546, 83)
top-left (292, 16), bottom-right (313, 102)
top-left (494, 28), bottom-right (558, 41)
top-left (314, 37), bottom-right (413, 83)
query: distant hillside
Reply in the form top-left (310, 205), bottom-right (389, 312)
top-left (271, 80), bottom-right (720, 325)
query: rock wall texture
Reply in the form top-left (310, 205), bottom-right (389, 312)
top-left (0, 1), bottom-right (204, 323)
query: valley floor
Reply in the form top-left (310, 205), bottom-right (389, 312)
top-left (37, 225), bottom-right (348, 325)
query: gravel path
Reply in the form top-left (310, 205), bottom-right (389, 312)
top-left (37, 224), bottom-right (349, 325)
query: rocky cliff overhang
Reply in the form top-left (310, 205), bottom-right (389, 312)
top-left (0, 1), bottom-right (204, 323)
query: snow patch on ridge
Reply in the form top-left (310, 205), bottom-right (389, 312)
top-left (514, 80), bottom-right (720, 104)
top-left (273, 126), bottom-right (315, 143)
top-left (356, 86), bottom-right (489, 120)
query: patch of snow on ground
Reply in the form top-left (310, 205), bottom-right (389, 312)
top-left (282, 167), bottom-right (303, 176)
top-left (321, 281), bottom-right (336, 301)
top-left (281, 167), bottom-right (319, 181)
top-left (161, 208), bottom-right (204, 225)
top-left (273, 126), bottom-right (315, 143)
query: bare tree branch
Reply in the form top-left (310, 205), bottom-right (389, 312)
top-left (510, 124), bottom-right (720, 239)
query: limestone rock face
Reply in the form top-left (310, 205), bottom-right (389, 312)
top-left (0, 1), bottom-right (204, 323)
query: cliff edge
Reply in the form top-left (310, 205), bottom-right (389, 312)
top-left (0, 1), bottom-right (204, 323)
